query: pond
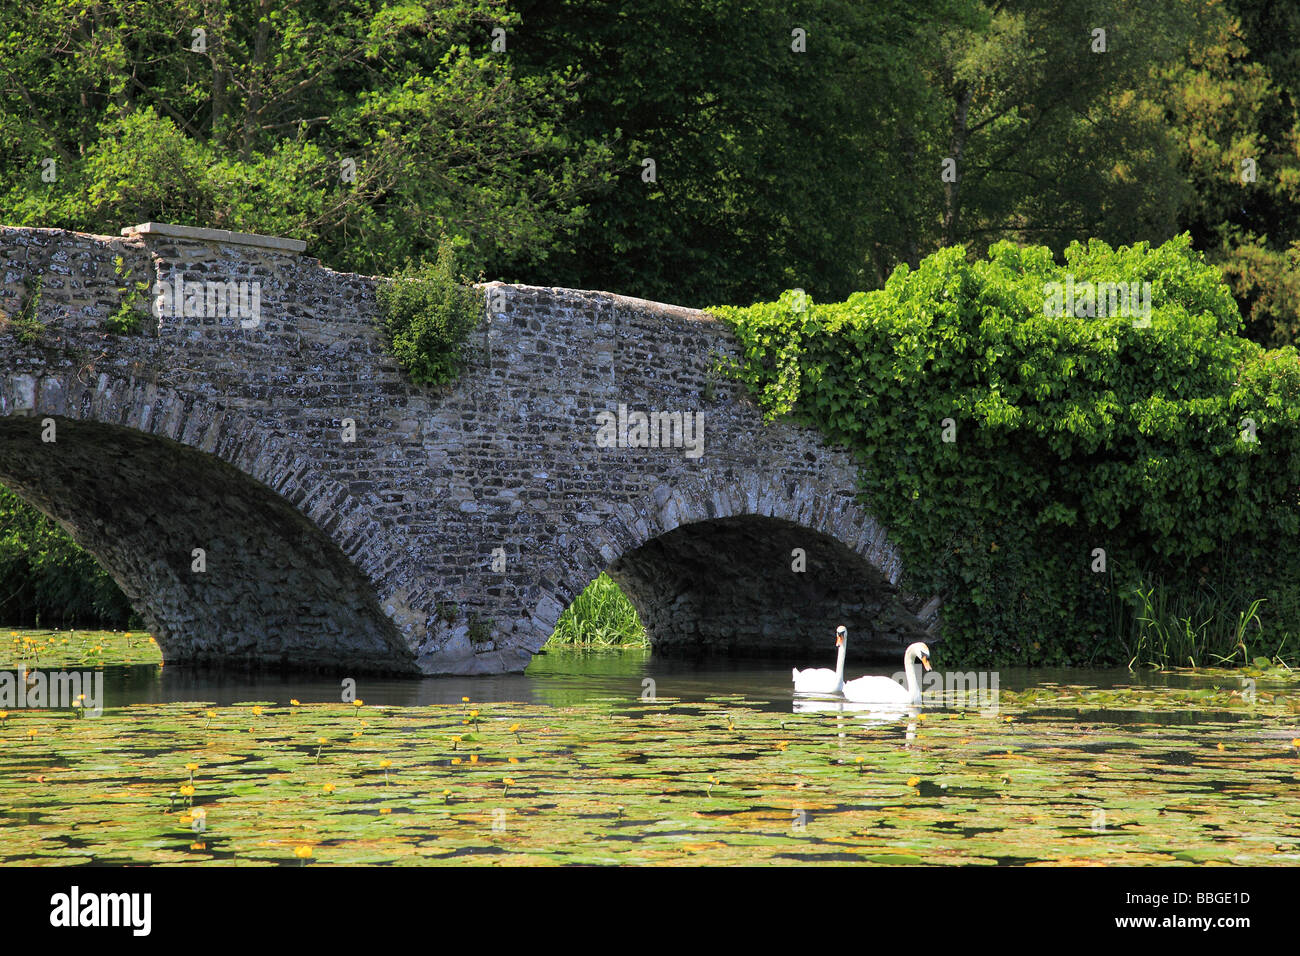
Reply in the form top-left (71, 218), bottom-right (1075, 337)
top-left (1, 631), bottom-right (1297, 865)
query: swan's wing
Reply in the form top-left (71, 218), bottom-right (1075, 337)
top-left (794, 667), bottom-right (833, 682)
top-left (794, 668), bottom-right (841, 693)
top-left (842, 675), bottom-right (907, 703)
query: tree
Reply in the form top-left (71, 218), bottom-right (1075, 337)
top-left (0, 0), bottom-right (611, 275)
top-left (504, 0), bottom-right (962, 306)
top-left (1162, 0), bottom-right (1300, 346)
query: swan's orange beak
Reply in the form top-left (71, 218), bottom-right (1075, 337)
top-left (835, 633), bottom-right (844, 647)
top-left (921, 655), bottom-right (932, 671)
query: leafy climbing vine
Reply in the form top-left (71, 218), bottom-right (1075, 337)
top-left (712, 236), bottom-right (1300, 667)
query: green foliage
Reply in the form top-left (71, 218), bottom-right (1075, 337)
top-left (376, 239), bottom-right (483, 386)
top-left (107, 256), bottom-right (152, 335)
top-left (379, 238), bottom-right (486, 385)
top-left (0, 487), bottom-right (137, 628)
top-left (546, 573), bottom-right (648, 647)
top-left (1164, 0), bottom-right (1300, 347)
top-left (507, 0), bottom-right (967, 306)
top-left (3, 275), bottom-right (46, 345)
top-left (1121, 577), bottom-right (1288, 670)
top-left (0, 0), bottom-right (609, 278)
top-left (714, 235), bottom-right (1300, 667)
top-left (2, 0), bottom-right (1298, 340)
top-left (466, 613), bottom-right (494, 646)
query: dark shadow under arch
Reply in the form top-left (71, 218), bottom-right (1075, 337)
top-left (0, 415), bottom-right (413, 672)
top-left (606, 515), bottom-right (932, 661)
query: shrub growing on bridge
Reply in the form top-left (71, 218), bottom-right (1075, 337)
top-left (713, 235), bottom-right (1300, 666)
top-left (377, 238), bottom-right (483, 387)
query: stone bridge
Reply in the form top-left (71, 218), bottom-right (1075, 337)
top-left (0, 223), bottom-right (939, 674)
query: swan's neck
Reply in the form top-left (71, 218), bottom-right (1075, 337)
top-left (903, 649), bottom-right (922, 702)
top-left (834, 638), bottom-right (847, 683)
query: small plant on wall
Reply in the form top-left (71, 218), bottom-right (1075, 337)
top-left (2, 276), bottom-right (46, 344)
top-left (376, 236), bottom-right (483, 386)
top-left (467, 613), bottom-right (494, 648)
top-left (107, 255), bottom-right (153, 334)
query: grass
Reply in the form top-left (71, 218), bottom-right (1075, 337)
top-left (546, 573), bottom-right (648, 648)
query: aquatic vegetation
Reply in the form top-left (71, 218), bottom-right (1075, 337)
top-left (0, 635), bottom-right (1296, 866)
top-left (0, 677), bottom-right (1293, 865)
top-left (1123, 583), bottom-right (1294, 670)
top-left (6, 629), bottom-right (161, 669)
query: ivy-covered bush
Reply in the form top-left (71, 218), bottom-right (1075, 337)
top-left (376, 238), bottom-right (483, 386)
top-left (712, 235), bottom-right (1300, 666)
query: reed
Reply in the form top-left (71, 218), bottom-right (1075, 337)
top-left (1119, 574), bottom-right (1293, 670)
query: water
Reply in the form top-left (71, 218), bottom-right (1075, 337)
top-left (3, 642), bottom-right (1297, 865)
top-left (92, 646), bottom-right (1277, 718)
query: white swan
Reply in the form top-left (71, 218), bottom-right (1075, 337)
top-left (793, 625), bottom-right (848, 694)
top-left (842, 642), bottom-right (932, 704)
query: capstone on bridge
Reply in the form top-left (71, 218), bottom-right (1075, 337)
top-left (0, 223), bottom-right (939, 674)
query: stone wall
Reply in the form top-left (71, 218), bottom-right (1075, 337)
top-left (0, 223), bottom-right (938, 673)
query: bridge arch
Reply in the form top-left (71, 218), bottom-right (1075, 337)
top-left (524, 471), bottom-right (936, 664)
top-left (0, 368), bottom-right (419, 672)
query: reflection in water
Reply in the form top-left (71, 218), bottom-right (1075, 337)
top-left (93, 648), bottom-right (1279, 725)
top-left (792, 695), bottom-right (917, 725)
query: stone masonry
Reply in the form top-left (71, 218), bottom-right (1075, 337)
top-left (0, 223), bottom-right (939, 674)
